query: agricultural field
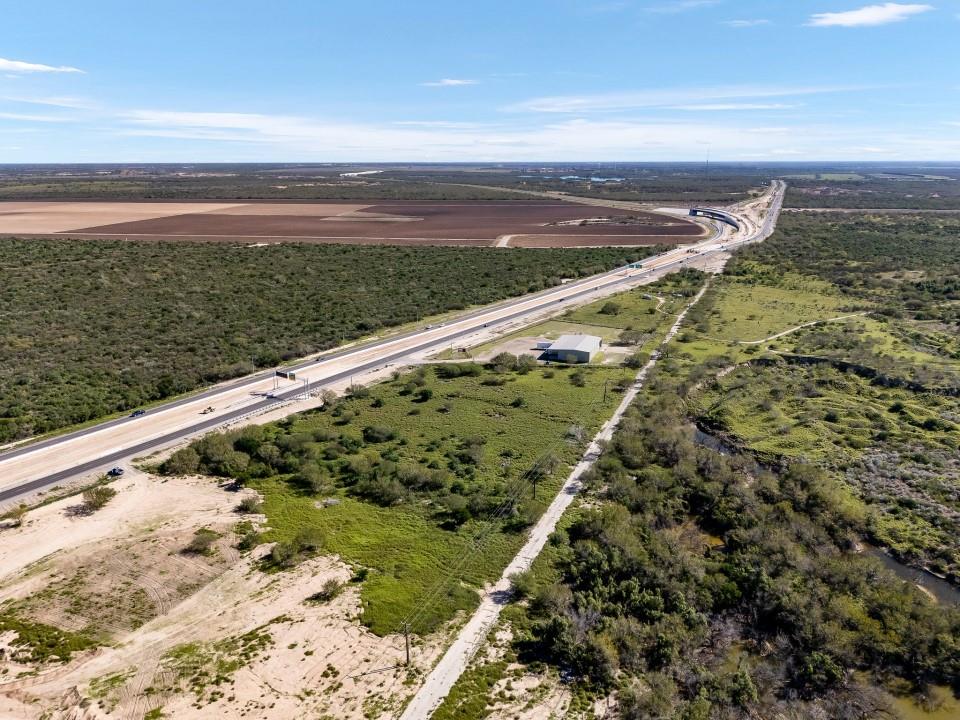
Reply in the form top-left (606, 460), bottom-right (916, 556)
top-left (7, 162), bottom-right (959, 211)
top-left (431, 211), bottom-right (960, 720)
top-left (0, 199), bottom-right (700, 246)
top-left (0, 239), bottom-right (658, 443)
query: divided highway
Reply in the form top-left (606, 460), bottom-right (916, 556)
top-left (0, 182), bottom-right (784, 505)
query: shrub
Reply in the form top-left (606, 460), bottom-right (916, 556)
top-left (82, 485), bottom-right (117, 512)
top-left (238, 529), bottom-right (261, 551)
top-left (346, 384), bottom-right (369, 398)
top-left (509, 570), bottom-right (535, 599)
top-left (516, 354), bottom-right (537, 374)
top-left (600, 301), bottom-right (621, 315)
top-left (618, 329), bottom-right (646, 346)
top-left (162, 446), bottom-right (201, 475)
top-left (362, 425), bottom-right (396, 443)
top-left (491, 352), bottom-right (518, 372)
top-left (435, 363), bottom-right (482, 379)
top-left (184, 527), bottom-right (219, 555)
top-left (3, 504), bottom-right (28, 527)
top-left (237, 496), bottom-right (263, 514)
top-left (307, 579), bottom-right (345, 603)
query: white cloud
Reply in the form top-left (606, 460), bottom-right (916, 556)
top-left (807, 3), bottom-right (933, 27)
top-left (507, 85), bottom-right (863, 113)
top-left (420, 78), bottom-right (477, 87)
top-left (0, 111), bottom-right (70, 122)
top-left (723, 19), bottom-right (770, 27)
top-left (112, 107), bottom-right (960, 162)
top-left (393, 120), bottom-right (486, 129)
top-left (0, 95), bottom-right (94, 109)
top-left (668, 103), bottom-right (795, 110)
top-left (0, 57), bottom-right (84, 74)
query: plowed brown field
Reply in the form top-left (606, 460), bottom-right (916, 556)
top-left (1, 200), bottom-right (702, 247)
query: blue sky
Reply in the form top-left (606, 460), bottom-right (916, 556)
top-left (1, 1), bottom-right (958, 161)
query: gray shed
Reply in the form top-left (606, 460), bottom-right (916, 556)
top-left (542, 334), bottom-right (602, 363)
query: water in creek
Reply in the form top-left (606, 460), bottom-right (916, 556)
top-left (691, 426), bottom-right (960, 605)
top-left (862, 545), bottom-right (960, 606)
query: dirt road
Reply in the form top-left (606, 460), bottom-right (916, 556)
top-left (398, 283), bottom-right (712, 720)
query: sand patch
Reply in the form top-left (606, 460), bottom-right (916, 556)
top-left (0, 202), bottom-right (243, 234)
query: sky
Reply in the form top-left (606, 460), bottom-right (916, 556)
top-left (1, 1), bottom-right (958, 162)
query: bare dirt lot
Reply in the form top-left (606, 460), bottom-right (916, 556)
top-left (0, 200), bottom-right (702, 247)
top-left (0, 471), bottom-right (444, 720)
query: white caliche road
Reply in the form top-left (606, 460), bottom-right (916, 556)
top-left (0, 182), bottom-right (783, 508)
top-left (399, 284), bottom-right (711, 720)
top-left (398, 182), bottom-right (785, 720)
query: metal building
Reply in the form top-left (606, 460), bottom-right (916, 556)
top-left (541, 334), bottom-right (602, 363)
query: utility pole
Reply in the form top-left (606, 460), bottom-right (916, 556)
top-left (403, 622), bottom-right (411, 666)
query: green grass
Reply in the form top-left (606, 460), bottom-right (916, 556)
top-left (430, 658), bottom-right (508, 720)
top-left (670, 220), bottom-right (960, 581)
top-left (0, 610), bottom-right (98, 664)
top-left (466, 269), bottom-right (707, 359)
top-left (259, 489), bottom-right (501, 634)
top-left (696, 363), bottom-right (958, 460)
top-left (160, 625), bottom-right (274, 703)
top-left (233, 365), bottom-right (630, 635)
top-left (563, 293), bottom-right (661, 331)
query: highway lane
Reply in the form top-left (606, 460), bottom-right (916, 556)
top-left (0, 183), bottom-right (784, 505)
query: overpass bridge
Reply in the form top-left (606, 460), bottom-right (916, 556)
top-left (689, 207), bottom-right (740, 230)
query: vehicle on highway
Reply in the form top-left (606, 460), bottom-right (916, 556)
top-left (106, 467), bottom-right (124, 477)
top-left (130, 409), bottom-right (146, 417)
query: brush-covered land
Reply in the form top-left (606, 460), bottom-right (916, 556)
top-left (785, 170), bottom-right (960, 209)
top-left (0, 163), bottom-right (770, 204)
top-left (435, 210), bottom-right (960, 719)
top-left (0, 239), bottom-right (655, 442)
top-left (160, 359), bottom-right (634, 636)
top-left (681, 212), bottom-right (960, 581)
top-left (0, 164), bottom-right (530, 200)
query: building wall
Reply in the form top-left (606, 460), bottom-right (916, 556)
top-left (543, 349), bottom-right (591, 363)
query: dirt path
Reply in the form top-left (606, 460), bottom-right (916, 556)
top-left (398, 283), bottom-right (712, 720)
top-left (736, 312), bottom-right (868, 345)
